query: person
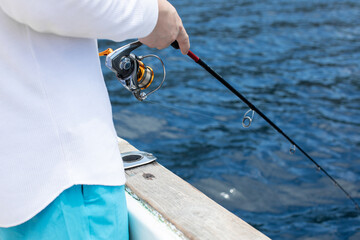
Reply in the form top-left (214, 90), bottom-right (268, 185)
top-left (0, 0), bottom-right (189, 239)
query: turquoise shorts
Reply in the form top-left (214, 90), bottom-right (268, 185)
top-left (0, 185), bottom-right (129, 240)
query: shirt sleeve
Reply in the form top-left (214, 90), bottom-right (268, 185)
top-left (0, 0), bottom-right (158, 41)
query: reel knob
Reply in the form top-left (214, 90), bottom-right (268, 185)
top-left (119, 57), bottom-right (132, 70)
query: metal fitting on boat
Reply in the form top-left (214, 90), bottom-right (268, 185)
top-left (122, 151), bottom-right (157, 169)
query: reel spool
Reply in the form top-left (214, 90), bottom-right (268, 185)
top-left (137, 61), bottom-right (154, 90)
top-left (100, 41), bottom-right (165, 101)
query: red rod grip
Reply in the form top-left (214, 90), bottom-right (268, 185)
top-left (187, 50), bottom-right (199, 63)
top-left (171, 41), bottom-right (199, 62)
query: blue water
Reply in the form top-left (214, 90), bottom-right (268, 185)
top-left (99, 0), bottom-right (360, 239)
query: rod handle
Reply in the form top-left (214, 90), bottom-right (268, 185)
top-left (171, 41), bottom-right (180, 50)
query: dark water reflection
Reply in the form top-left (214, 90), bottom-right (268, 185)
top-left (100, 0), bottom-right (360, 239)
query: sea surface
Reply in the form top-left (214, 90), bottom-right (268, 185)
top-left (99, 0), bottom-right (360, 239)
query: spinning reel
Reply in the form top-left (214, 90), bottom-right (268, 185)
top-left (99, 41), bottom-right (166, 101)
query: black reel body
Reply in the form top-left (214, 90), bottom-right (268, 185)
top-left (105, 41), bottom-right (165, 101)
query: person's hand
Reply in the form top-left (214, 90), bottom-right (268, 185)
top-left (139, 0), bottom-right (190, 55)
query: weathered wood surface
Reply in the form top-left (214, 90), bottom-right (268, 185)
top-left (118, 138), bottom-right (271, 240)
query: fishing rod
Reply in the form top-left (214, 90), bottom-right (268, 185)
top-left (170, 41), bottom-right (359, 211)
top-left (99, 40), bottom-right (359, 210)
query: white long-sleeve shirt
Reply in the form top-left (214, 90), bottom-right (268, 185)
top-left (0, 0), bottom-right (158, 227)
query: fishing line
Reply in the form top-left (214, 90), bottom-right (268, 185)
top-left (171, 41), bottom-right (360, 211)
